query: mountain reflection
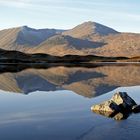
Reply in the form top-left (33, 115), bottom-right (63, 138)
top-left (0, 64), bottom-right (140, 97)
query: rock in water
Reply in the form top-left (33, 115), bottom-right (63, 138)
top-left (91, 100), bottom-right (120, 114)
top-left (91, 92), bottom-right (140, 120)
top-left (111, 92), bottom-right (137, 109)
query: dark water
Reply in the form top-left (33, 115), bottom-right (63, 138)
top-left (0, 64), bottom-right (140, 140)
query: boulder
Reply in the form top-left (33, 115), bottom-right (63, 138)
top-left (111, 92), bottom-right (137, 110)
top-left (91, 92), bottom-right (140, 120)
top-left (91, 100), bottom-right (120, 114)
top-left (93, 110), bottom-right (112, 117)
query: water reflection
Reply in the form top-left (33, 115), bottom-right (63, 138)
top-left (0, 63), bottom-right (140, 140)
top-left (93, 110), bottom-right (131, 120)
top-left (0, 64), bottom-right (140, 97)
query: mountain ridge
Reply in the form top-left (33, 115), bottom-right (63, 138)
top-left (0, 21), bottom-right (140, 57)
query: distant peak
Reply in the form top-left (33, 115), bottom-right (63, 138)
top-left (83, 21), bottom-right (93, 24)
top-left (80, 21), bottom-right (107, 27)
top-left (78, 21), bottom-right (119, 35)
top-left (21, 25), bottom-right (35, 31)
top-left (63, 21), bottom-right (119, 38)
top-left (80, 21), bottom-right (98, 24)
top-left (22, 25), bottom-right (28, 28)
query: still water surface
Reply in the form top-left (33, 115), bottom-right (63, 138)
top-left (0, 64), bottom-right (140, 140)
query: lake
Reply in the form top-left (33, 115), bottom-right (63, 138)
top-left (0, 64), bottom-right (140, 140)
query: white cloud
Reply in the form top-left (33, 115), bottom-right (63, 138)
top-left (0, 0), bottom-right (32, 7)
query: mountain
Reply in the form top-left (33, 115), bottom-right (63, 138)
top-left (16, 26), bottom-right (63, 46)
top-left (62, 21), bottom-right (140, 57)
top-left (0, 21), bottom-right (140, 57)
top-left (90, 33), bottom-right (140, 57)
top-left (0, 26), bottom-right (63, 51)
top-left (62, 21), bottom-right (119, 38)
top-left (0, 27), bottom-right (20, 50)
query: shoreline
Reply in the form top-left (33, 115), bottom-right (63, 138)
top-left (0, 61), bottom-right (140, 65)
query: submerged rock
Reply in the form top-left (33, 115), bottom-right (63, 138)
top-left (91, 92), bottom-right (140, 120)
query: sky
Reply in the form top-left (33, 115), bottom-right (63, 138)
top-left (0, 0), bottom-right (140, 33)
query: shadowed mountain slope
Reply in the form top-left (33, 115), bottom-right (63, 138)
top-left (29, 35), bottom-right (106, 55)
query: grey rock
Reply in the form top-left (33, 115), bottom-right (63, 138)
top-left (91, 100), bottom-right (119, 114)
top-left (111, 92), bottom-right (137, 109)
top-left (91, 92), bottom-right (139, 120)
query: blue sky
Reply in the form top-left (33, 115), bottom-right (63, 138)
top-left (0, 0), bottom-right (140, 32)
